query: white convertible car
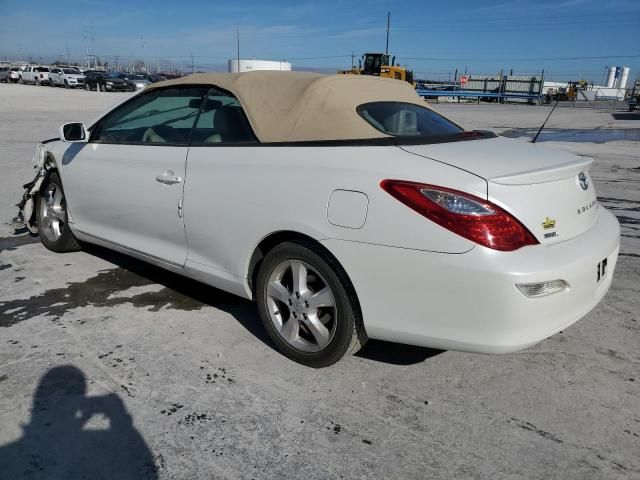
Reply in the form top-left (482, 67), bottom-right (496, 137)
top-left (18, 72), bottom-right (620, 367)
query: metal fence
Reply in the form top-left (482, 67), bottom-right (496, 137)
top-left (417, 71), bottom-right (544, 104)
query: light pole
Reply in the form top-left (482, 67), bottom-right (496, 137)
top-left (140, 36), bottom-right (147, 73)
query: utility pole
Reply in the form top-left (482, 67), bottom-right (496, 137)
top-left (385, 11), bottom-right (390, 55)
top-left (236, 26), bottom-right (240, 72)
top-left (90, 24), bottom-right (96, 69)
top-left (66, 41), bottom-right (70, 66)
top-left (157, 56), bottom-right (160, 73)
top-left (190, 52), bottom-right (194, 73)
top-left (83, 20), bottom-right (89, 68)
top-left (140, 36), bottom-right (147, 73)
top-left (351, 51), bottom-right (355, 69)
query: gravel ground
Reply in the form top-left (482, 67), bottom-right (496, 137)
top-left (0, 83), bottom-right (638, 480)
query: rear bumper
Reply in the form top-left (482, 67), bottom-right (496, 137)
top-left (322, 207), bottom-right (620, 353)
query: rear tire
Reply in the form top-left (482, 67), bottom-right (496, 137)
top-left (256, 241), bottom-right (366, 367)
top-left (36, 172), bottom-right (81, 253)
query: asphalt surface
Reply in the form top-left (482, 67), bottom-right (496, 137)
top-left (0, 84), bottom-right (638, 479)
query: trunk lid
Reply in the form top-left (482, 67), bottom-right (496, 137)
top-left (401, 136), bottom-right (598, 245)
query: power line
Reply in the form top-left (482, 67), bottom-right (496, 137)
top-left (402, 53), bottom-right (640, 62)
top-left (284, 54), bottom-right (353, 60)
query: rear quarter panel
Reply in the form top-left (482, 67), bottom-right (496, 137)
top-left (183, 145), bottom-right (487, 280)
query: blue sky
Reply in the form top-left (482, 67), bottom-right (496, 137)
top-left (1, 0), bottom-right (639, 82)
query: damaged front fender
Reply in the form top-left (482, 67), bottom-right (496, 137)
top-left (14, 141), bottom-right (58, 234)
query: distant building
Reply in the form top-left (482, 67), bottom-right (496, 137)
top-left (228, 59), bottom-right (292, 73)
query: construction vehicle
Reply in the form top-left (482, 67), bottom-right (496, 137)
top-left (339, 52), bottom-right (414, 84)
top-left (544, 80), bottom-right (589, 103)
top-left (338, 13), bottom-right (414, 84)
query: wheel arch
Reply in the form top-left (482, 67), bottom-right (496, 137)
top-left (41, 151), bottom-right (60, 181)
top-left (246, 231), bottom-right (364, 329)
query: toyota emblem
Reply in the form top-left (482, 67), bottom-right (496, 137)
top-left (578, 172), bottom-right (589, 191)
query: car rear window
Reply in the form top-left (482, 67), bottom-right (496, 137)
top-left (357, 101), bottom-right (463, 138)
top-left (35, 67), bottom-right (50, 72)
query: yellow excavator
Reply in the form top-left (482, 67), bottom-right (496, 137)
top-left (339, 52), bottom-right (414, 84)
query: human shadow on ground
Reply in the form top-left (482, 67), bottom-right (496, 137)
top-left (0, 365), bottom-right (157, 480)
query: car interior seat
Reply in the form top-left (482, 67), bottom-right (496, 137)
top-left (203, 106), bottom-right (254, 143)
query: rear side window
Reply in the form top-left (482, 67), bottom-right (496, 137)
top-left (191, 88), bottom-right (257, 144)
top-left (357, 102), bottom-right (462, 138)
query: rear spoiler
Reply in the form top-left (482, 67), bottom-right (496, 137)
top-left (490, 157), bottom-right (593, 185)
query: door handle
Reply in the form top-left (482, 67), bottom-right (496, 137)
top-left (155, 170), bottom-right (182, 185)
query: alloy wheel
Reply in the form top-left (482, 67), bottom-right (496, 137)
top-left (39, 183), bottom-right (67, 242)
top-left (265, 260), bottom-right (338, 352)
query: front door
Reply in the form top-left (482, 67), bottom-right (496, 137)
top-left (61, 86), bottom-right (210, 266)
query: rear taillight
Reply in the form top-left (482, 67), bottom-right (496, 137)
top-left (380, 180), bottom-right (538, 251)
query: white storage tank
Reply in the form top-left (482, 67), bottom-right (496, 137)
top-left (228, 59), bottom-right (292, 73)
top-left (618, 67), bottom-right (630, 89)
top-left (606, 66), bottom-right (617, 88)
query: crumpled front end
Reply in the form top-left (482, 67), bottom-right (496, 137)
top-left (13, 142), bottom-right (54, 234)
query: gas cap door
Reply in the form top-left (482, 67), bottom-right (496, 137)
top-left (327, 190), bottom-right (369, 229)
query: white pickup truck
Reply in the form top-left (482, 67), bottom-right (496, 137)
top-left (20, 66), bottom-right (51, 86)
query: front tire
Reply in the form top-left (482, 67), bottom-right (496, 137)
top-left (256, 241), bottom-right (366, 367)
top-left (36, 172), bottom-right (80, 253)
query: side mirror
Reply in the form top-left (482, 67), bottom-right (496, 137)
top-left (59, 123), bottom-right (88, 143)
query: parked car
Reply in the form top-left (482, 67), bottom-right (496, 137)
top-left (83, 70), bottom-right (128, 91)
top-left (8, 67), bottom-right (22, 83)
top-left (0, 67), bottom-right (10, 82)
top-left (119, 73), bottom-right (152, 91)
top-left (17, 72), bottom-right (620, 367)
top-left (20, 66), bottom-right (50, 85)
top-left (49, 67), bottom-right (85, 88)
top-left (149, 73), bottom-right (168, 83)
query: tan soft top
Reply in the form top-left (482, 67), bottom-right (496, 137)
top-left (147, 71), bottom-right (425, 143)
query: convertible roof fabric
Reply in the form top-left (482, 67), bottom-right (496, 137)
top-left (147, 71), bottom-right (425, 142)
